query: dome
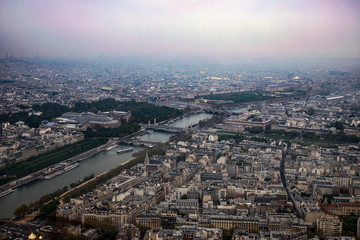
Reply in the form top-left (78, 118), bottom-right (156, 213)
top-left (28, 232), bottom-right (36, 240)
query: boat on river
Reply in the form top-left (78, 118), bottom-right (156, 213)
top-left (44, 170), bottom-right (64, 180)
top-left (64, 163), bottom-right (80, 172)
top-left (116, 148), bottom-right (133, 154)
top-left (105, 145), bottom-right (118, 151)
top-left (0, 189), bottom-right (14, 198)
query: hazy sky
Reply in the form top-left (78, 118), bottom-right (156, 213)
top-left (0, 0), bottom-right (359, 59)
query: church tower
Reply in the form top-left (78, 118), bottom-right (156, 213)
top-left (144, 151), bottom-right (150, 165)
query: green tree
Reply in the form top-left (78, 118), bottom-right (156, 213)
top-left (135, 224), bottom-right (151, 238)
top-left (39, 199), bottom-right (60, 217)
top-left (198, 114), bottom-right (225, 128)
top-left (306, 107), bottom-right (315, 116)
top-left (14, 203), bottom-right (29, 218)
top-left (84, 218), bottom-right (117, 232)
top-left (334, 121), bottom-right (344, 131)
top-left (95, 231), bottom-right (117, 240)
top-left (342, 215), bottom-right (357, 236)
top-left (340, 187), bottom-right (349, 196)
top-left (248, 127), bottom-right (263, 134)
top-left (0, 138), bottom-right (107, 183)
top-left (218, 134), bottom-right (246, 143)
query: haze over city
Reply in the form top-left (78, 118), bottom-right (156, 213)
top-left (1, 0), bottom-right (360, 59)
top-left (1, 1), bottom-right (360, 239)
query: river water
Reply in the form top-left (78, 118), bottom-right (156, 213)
top-left (0, 145), bottom-right (145, 219)
top-left (169, 112), bottom-right (213, 128)
top-left (140, 112), bottom-right (213, 143)
top-left (0, 112), bottom-right (213, 219)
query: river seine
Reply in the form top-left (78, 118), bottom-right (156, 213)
top-left (0, 112), bottom-right (213, 219)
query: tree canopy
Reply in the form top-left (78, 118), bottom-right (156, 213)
top-left (1, 98), bottom-right (183, 127)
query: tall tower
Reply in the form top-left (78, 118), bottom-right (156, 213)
top-left (144, 151), bottom-right (150, 165)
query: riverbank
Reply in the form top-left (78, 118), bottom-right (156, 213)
top-left (0, 144), bottom-right (145, 219)
top-left (0, 138), bottom-right (116, 196)
top-left (59, 156), bottom-right (136, 204)
top-left (13, 144), bottom-right (165, 221)
top-left (1, 112), bottom-right (212, 219)
top-left (58, 144), bottom-right (167, 203)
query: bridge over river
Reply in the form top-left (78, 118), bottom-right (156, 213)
top-left (149, 125), bottom-right (183, 133)
top-left (119, 139), bottom-right (163, 147)
top-left (146, 123), bottom-right (198, 133)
